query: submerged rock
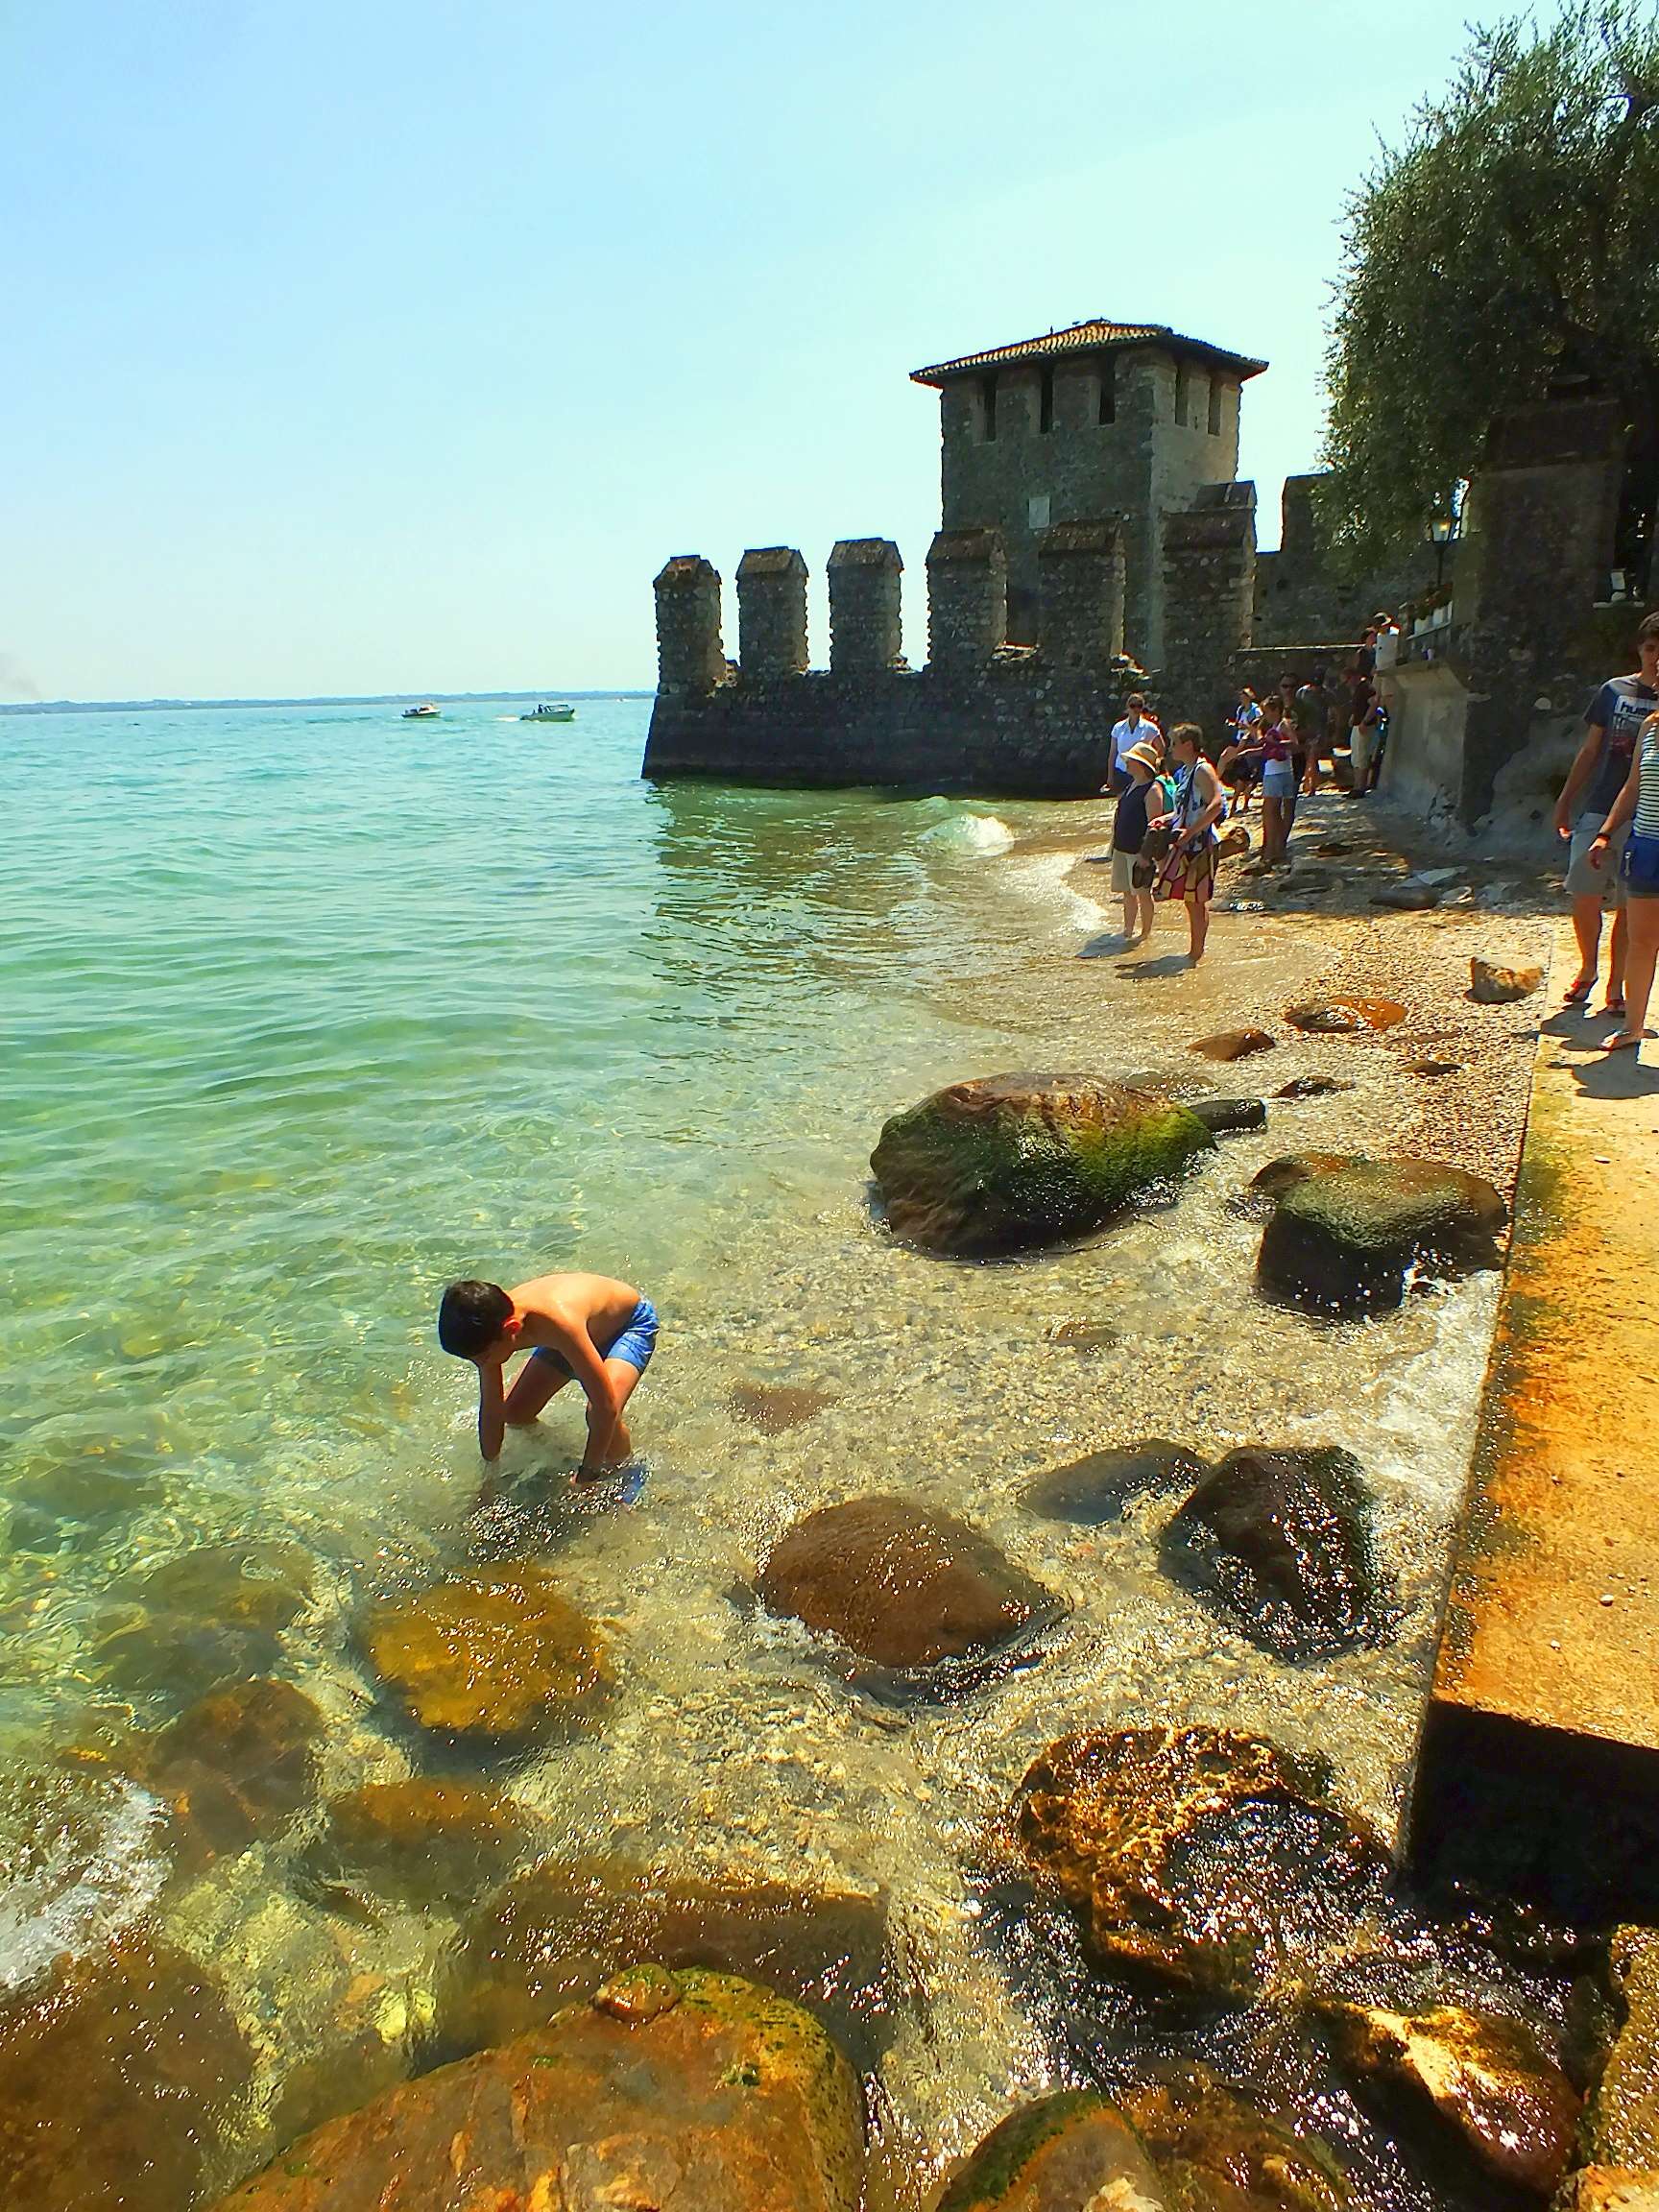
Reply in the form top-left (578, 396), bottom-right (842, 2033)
top-left (1016, 1726), bottom-right (1383, 2002)
top-left (729, 1382), bottom-right (838, 1434)
top-left (1253, 1154), bottom-right (1507, 1314)
top-left (870, 1072), bottom-right (1214, 1257)
top-left (935, 2088), bottom-right (1168, 2210)
top-left (363, 1564), bottom-right (612, 1746)
top-left (1275, 1075), bottom-right (1356, 1099)
top-left (1024, 1441), bottom-right (1211, 1526)
top-left (1122, 2067), bottom-right (1350, 2211)
top-left (757, 1496), bottom-right (1058, 1692)
top-left (1045, 1320), bottom-right (1121, 1352)
top-left (1190, 1095), bottom-right (1268, 1135)
top-left (1159, 1447), bottom-right (1402, 1659)
top-left (1319, 1998), bottom-right (1578, 2196)
top-left (1285, 997), bottom-right (1407, 1035)
top-left (0, 1936), bottom-right (253, 2212)
top-left (315, 1778), bottom-right (534, 1907)
top-left (1190, 1028), bottom-right (1277, 1062)
top-left (93, 1609), bottom-right (284, 1710)
top-left (1471, 954), bottom-right (1545, 1003)
top-left (209, 1969), bottom-right (864, 2212)
top-left (134, 1674), bottom-right (325, 1869)
top-left (441, 1856), bottom-right (891, 2066)
top-left (118, 1537), bottom-right (316, 1635)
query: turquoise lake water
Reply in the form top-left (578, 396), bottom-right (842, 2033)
top-left (0, 696), bottom-right (1513, 2200)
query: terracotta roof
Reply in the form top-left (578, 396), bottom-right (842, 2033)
top-left (909, 319), bottom-right (1267, 387)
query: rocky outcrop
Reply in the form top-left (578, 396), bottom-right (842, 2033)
top-left (363, 1564), bottom-right (612, 1746)
top-left (1285, 998), bottom-right (1406, 1035)
top-left (1159, 1447), bottom-right (1402, 1659)
top-left (1471, 955), bottom-right (1545, 1003)
top-left (757, 1497), bottom-right (1059, 1694)
top-left (442, 1858), bottom-right (891, 2067)
top-left (1016, 1726), bottom-right (1383, 2001)
top-left (1318, 1998), bottom-right (1578, 2197)
top-left (314, 1779), bottom-right (533, 1908)
top-left (934, 2089), bottom-right (1168, 2210)
top-left (1253, 1153), bottom-right (1507, 1314)
top-left (1190, 1028), bottom-right (1277, 1062)
top-left (870, 1073), bottom-right (1213, 1257)
top-left (0, 1936), bottom-right (253, 2212)
top-left (1024, 1441), bottom-right (1210, 1526)
top-left (208, 1969), bottom-right (864, 2212)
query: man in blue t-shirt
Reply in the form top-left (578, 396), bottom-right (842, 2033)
top-left (1553, 612), bottom-right (1659, 1012)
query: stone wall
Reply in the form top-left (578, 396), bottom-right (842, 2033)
top-left (926, 528), bottom-right (1007, 671)
top-left (935, 346), bottom-right (1240, 662)
top-left (1036, 520), bottom-right (1125, 666)
top-left (735, 547), bottom-right (808, 680)
top-left (643, 664), bottom-right (1119, 797)
top-left (1159, 483), bottom-right (1256, 732)
top-left (1253, 473), bottom-right (1439, 646)
top-left (827, 540), bottom-right (904, 672)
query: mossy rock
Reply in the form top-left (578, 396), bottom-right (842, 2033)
top-left (132, 1675), bottom-right (325, 1869)
top-left (315, 1778), bottom-right (534, 1907)
top-left (1122, 2067), bottom-right (1351, 2210)
top-left (206, 1968), bottom-right (863, 2212)
top-left (363, 1564), bottom-right (612, 1746)
top-left (119, 1538), bottom-right (316, 1635)
top-left (935, 2088), bottom-right (1167, 2209)
top-left (870, 1072), bottom-right (1214, 1257)
top-left (1253, 1153), bottom-right (1507, 1314)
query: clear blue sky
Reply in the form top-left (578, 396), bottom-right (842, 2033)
top-left (4, 0), bottom-right (1476, 702)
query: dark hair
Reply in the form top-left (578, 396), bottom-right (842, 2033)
top-left (1168, 721), bottom-right (1204, 755)
top-left (1639, 611), bottom-right (1659, 643)
top-left (438, 1279), bottom-right (513, 1358)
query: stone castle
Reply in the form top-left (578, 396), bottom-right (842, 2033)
top-left (643, 318), bottom-right (1425, 796)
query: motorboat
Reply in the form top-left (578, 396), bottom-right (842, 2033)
top-left (520, 702), bottom-right (576, 722)
top-left (402, 702), bottom-right (441, 719)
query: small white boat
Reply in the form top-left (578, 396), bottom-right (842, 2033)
top-left (402, 702), bottom-right (441, 719)
top-left (520, 702), bottom-right (575, 723)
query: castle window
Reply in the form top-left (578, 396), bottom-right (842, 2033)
top-left (1208, 377), bottom-right (1223, 436)
top-left (1175, 363), bottom-right (1191, 428)
top-left (1096, 358), bottom-right (1116, 424)
top-left (979, 373), bottom-right (998, 443)
top-left (1038, 365), bottom-right (1055, 435)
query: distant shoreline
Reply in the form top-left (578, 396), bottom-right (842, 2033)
top-left (0, 689), bottom-right (654, 717)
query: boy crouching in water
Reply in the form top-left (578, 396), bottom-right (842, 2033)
top-left (438, 1272), bottom-right (658, 1474)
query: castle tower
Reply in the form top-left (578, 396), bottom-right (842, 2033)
top-left (652, 556), bottom-right (725, 694)
top-left (911, 320), bottom-right (1266, 664)
top-left (735, 546), bottom-right (808, 678)
top-left (1037, 520), bottom-right (1125, 665)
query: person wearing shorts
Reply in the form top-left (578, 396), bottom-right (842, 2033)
top-left (437, 1271), bottom-right (658, 1473)
top-left (1105, 736), bottom-right (1166, 944)
top-left (1151, 723), bottom-right (1225, 965)
top-left (1553, 613), bottom-right (1659, 1016)
top-left (1587, 706), bottom-right (1659, 1055)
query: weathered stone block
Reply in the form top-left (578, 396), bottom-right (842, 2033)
top-left (926, 527), bottom-right (1007, 670)
top-left (736, 546), bottom-right (808, 680)
top-left (652, 556), bottom-right (724, 696)
top-left (827, 539), bottom-right (902, 672)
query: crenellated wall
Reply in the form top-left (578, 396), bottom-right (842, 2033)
top-left (735, 546), bottom-right (808, 679)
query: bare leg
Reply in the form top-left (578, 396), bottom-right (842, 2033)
top-left (1607, 902), bottom-right (1629, 1004)
top-left (1609, 898), bottom-right (1659, 1047)
top-left (503, 1356), bottom-right (571, 1426)
top-left (1136, 889), bottom-right (1157, 939)
top-left (1120, 893), bottom-right (1137, 939)
top-left (1187, 895), bottom-right (1210, 963)
top-left (578, 1357), bottom-right (646, 1476)
top-left (1569, 896), bottom-right (1604, 992)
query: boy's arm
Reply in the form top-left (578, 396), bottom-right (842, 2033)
top-left (477, 1359), bottom-right (507, 1460)
top-left (1590, 752), bottom-right (1642, 854)
top-left (552, 1321), bottom-right (621, 1462)
top-left (1555, 714), bottom-right (1607, 837)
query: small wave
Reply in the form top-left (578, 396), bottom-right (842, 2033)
top-left (0, 1772), bottom-right (168, 1992)
top-left (920, 812), bottom-right (1016, 857)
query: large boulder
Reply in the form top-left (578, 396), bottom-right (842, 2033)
top-left (440, 1856), bottom-right (891, 2067)
top-left (208, 1968), bottom-right (864, 2212)
top-left (1024, 1440), bottom-right (1211, 1526)
top-left (132, 1675), bottom-right (325, 1871)
top-left (757, 1497), bottom-right (1060, 1695)
top-left (870, 1073), bottom-right (1214, 1257)
top-left (1016, 1726), bottom-right (1384, 2002)
top-left (1159, 1447), bottom-right (1402, 1659)
top-left (1253, 1153), bottom-right (1507, 1314)
top-left (363, 1564), bottom-right (612, 1747)
top-left (1319, 1998), bottom-right (1578, 2197)
top-left (0, 1936), bottom-right (253, 2212)
top-left (1122, 2067), bottom-right (1351, 2211)
top-left (1189, 1095), bottom-right (1268, 1135)
top-left (934, 2089), bottom-right (1169, 2210)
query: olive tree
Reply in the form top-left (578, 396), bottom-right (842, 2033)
top-left (1323, 3), bottom-right (1659, 568)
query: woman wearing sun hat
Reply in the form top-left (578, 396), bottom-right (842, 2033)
top-left (1106, 736), bottom-right (1168, 945)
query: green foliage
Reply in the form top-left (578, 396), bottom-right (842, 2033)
top-left (1324, 3), bottom-right (1659, 561)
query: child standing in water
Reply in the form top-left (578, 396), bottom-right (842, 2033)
top-left (437, 1272), bottom-right (658, 1472)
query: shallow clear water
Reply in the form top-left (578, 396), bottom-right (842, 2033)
top-left (0, 699), bottom-right (1519, 2200)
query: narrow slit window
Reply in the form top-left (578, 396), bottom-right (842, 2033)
top-left (979, 373), bottom-right (998, 442)
top-left (1096, 359), bottom-right (1116, 424)
top-left (1175, 364), bottom-right (1190, 427)
top-left (1208, 377), bottom-right (1223, 436)
top-left (1038, 365), bottom-right (1055, 434)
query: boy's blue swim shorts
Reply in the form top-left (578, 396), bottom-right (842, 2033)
top-left (532, 1297), bottom-right (658, 1378)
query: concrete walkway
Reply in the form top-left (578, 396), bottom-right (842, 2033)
top-left (1411, 920), bottom-right (1659, 1918)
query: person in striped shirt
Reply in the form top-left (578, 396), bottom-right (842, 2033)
top-left (1588, 706), bottom-right (1659, 1055)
